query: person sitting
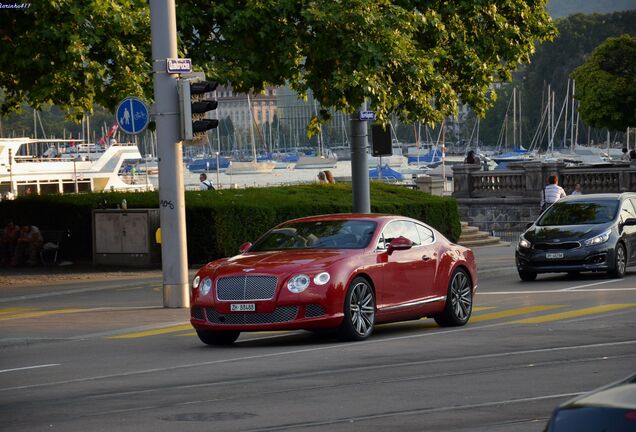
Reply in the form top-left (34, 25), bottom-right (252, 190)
top-left (199, 173), bottom-right (215, 190)
top-left (0, 221), bottom-right (20, 266)
top-left (11, 224), bottom-right (44, 266)
top-left (317, 171), bottom-right (327, 183)
top-left (464, 150), bottom-right (480, 165)
top-left (324, 170), bottom-right (336, 184)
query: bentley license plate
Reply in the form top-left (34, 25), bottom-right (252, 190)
top-left (231, 303), bottom-right (256, 312)
top-left (546, 252), bottom-right (564, 259)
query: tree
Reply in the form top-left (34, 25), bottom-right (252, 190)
top-left (572, 35), bottom-right (636, 131)
top-left (2, 1), bottom-right (555, 128)
top-left (0, 0), bottom-right (151, 121)
top-left (520, 11), bottom-right (636, 138)
top-left (178, 0), bottom-right (555, 128)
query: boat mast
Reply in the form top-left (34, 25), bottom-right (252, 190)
top-left (513, 87), bottom-right (516, 149)
top-left (247, 94), bottom-right (257, 162)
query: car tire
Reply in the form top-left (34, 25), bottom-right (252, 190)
top-left (609, 243), bottom-right (627, 279)
top-left (196, 329), bottom-right (240, 346)
top-left (434, 268), bottom-right (473, 327)
top-left (518, 270), bottom-right (537, 281)
top-left (338, 277), bottom-right (375, 341)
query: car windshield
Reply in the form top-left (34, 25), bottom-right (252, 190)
top-left (250, 220), bottom-right (377, 251)
top-left (538, 200), bottom-right (618, 226)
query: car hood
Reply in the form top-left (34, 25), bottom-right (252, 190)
top-left (203, 249), bottom-right (354, 276)
top-left (525, 223), bottom-right (612, 243)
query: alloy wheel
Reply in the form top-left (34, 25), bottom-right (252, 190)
top-left (348, 281), bottom-right (375, 337)
top-left (450, 271), bottom-right (472, 322)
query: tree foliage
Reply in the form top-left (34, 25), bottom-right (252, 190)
top-left (520, 11), bottom-right (636, 135)
top-left (179, 0), bottom-right (555, 126)
top-left (571, 35), bottom-right (636, 131)
top-left (0, 0), bottom-right (151, 121)
top-left (1, 1), bottom-right (554, 127)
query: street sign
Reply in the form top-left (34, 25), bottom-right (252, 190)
top-left (116, 97), bottom-right (150, 135)
top-left (360, 111), bottom-right (376, 121)
top-left (166, 58), bottom-right (192, 74)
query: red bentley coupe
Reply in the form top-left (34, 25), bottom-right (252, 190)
top-left (190, 213), bottom-right (477, 345)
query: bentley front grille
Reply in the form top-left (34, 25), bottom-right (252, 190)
top-left (216, 275), bottom-right (278, 301)
top-left (204, 306), bottom-right (299, 325)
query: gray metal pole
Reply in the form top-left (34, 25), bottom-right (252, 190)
top-left (150, 0), bottom-right (190, 308)
top-left (350, 104), bottom-right (371, 213)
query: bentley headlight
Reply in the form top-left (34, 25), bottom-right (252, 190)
top-left (287, 274), bottom-right (310, 293)
top-left (192, 275), bottom-right (201, 290)
top-left (313, 272), bottom-right (331, 286)
top-left (518, 236), bottom-right (531, 249)
top-left (200, 277), bottom-right (212, 295)
top-left (584, 230), bottom-right (611, 247)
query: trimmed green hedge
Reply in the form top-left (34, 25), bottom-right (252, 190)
top-left (0, 183), bottom-right (460, 264)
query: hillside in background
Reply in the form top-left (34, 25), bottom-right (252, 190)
top-left (548, 0), bottom-right (636, 18)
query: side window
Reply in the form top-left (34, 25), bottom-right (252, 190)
top-left (401, 222), bottom-right (421, 245)
top-left (620, 199), bottom-right (636, 223)
top-left (415, 224), bottom-right (435, 245)
top-left (380, 220), bottom-right (420, 246)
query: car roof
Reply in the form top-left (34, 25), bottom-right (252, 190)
top-left (560, 373), bottom-right (636, 410)
top-left (283, 213), bottom-right (406, 224)
top-left (559, 192), bottom-right (636, 202)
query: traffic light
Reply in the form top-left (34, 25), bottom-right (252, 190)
top-left (178, 78), bottom-right (219, 141)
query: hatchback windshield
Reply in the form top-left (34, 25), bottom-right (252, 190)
top-left (538, 200), bottom-right (619, 226)
top-left (250, 220), bottom-right (377, 251)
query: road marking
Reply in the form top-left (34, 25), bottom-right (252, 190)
top-left (0, 364), bottom-right (60, 374)
top-left (559, 279), bottom-right (621, 291)
top-left (108, 324), bottom-right (193, 339)
top-left (0, 308), bottom-right (84, 321)
top-left (480, 287), bottom-right (636, 294)
top-left (471, 305), bottom-right (566, 322)
top-left (513, 304), bottom-right (636, 324)
top-left (472, 306), bottom-right (496, 312)
top-left (2, 332), bottom-right (635, 393)
top-left (0, 307), bottom-right (38, 316)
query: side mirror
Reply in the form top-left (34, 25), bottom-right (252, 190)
top-left (387, 236), bottom-right (413, 255)
top-left (239, 242), bottom-right (252, 253)
top-left (624, 218), bottom-right (636, 226)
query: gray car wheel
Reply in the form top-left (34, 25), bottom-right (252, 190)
top-left (339, 277), bottom-right (375, 341)
top-left (435, 268), bottom-right (473, 327)
top-left (610, 243), bottom-right (627, 278)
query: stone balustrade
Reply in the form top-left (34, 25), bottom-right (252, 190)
top-left (453, 161), bottom-right (636, 199)
top-left (452, 161), bottom-right (636, 230)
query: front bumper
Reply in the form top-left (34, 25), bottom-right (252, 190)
top-left (516, 243), bottom-right (615, 274)
top-left (190, 302), bottom-right (344, 332)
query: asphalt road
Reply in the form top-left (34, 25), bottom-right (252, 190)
top-left (1, 253), bottom-right (635, 432)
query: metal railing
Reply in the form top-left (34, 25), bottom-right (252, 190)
top-left (470, 220), bottom-right (533, 243)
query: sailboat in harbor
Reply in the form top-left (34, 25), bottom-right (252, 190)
top-left (225, 94), bottom-right (276, 175)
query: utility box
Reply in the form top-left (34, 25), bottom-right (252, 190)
top-left (93, 209), bottom-right (161, 266)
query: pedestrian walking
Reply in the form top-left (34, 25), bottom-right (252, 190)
top-left (199, 173), bottom-right (215, 190)
top-left (540, 174), bottom-right (567, 211)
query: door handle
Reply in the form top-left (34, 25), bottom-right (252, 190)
top-left (422, 255), bottom-right (430, 261)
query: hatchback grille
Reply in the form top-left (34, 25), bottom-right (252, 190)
top-left (305, 304), bottom-right (326, 318)
top-left (204, 306), bottom-right (298, 325)
top-left (534, 242), bottom-right (580, 251)
top-left (216, 275), bottom-right (278, 301)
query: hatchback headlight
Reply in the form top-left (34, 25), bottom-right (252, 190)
top-left (584, 230), bottom-right (611, 247)
top-left (287, 274), bottom-right (310, 293)
top-left (200, 277), bottom-right (212, 295)
top-left (518, 236), bottom-right (531, 249)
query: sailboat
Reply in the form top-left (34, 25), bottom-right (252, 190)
top-left (225, 94), bottom-right (276, 175)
